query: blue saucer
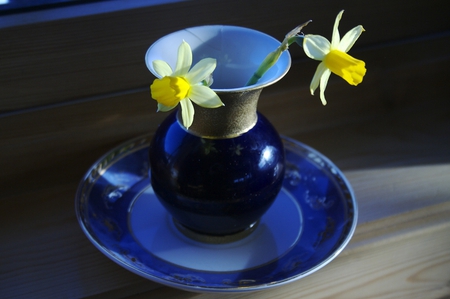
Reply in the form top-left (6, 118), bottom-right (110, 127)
top-left (75, 135), bottom-right (357, 293)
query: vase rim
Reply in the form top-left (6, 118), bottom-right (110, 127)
top-left (145, 25), bottom-right (292, 92)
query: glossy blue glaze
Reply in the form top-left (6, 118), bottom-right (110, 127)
top-left (149, 111), bottom-right (285, 235)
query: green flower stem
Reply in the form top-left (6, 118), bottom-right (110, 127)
top-left (245, 21), bottom-right (311, 86)
top-left (245, 47), bottom-right (284, 86)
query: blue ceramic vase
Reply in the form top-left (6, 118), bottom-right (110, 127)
top-left (146, 25), bottom-right (291, 239)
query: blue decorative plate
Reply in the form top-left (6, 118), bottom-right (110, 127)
top-left (75, 135), bottom-right (357, 293)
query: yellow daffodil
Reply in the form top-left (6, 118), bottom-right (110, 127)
top-left (150, 41), bottom-right (224, 128)
top-left (303, 10), bottom-right (366, 105)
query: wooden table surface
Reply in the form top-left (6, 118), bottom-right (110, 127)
top-left (1, 1), bottom-right (449, 298)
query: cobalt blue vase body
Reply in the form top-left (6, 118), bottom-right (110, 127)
top-left (149, 109), bottom-right (285, 236)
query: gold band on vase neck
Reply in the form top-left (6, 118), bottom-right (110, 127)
top-left (177, 88), bottom-right (263, 139)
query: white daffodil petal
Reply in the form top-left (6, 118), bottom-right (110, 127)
top-left (174, 41), bottom-right (192, 76)
top-left (303, 35), bottom-right (331, 60)
top-left (319, 69), bottom-right (332, 105)
top-left (338, 25), bottom-right (365, 53)
top-left (153, 60), bottom-right (173, 77)
top-left (310, 61), bottom-right (328, 95)
top-left (186, 58), bottom-right (217, 84)
top-left (179, 98), bottom-right (195, 128)
top-left (189, 85), bottom-right (224, 108)
top-left (331, 10), bottom-right (344, 49)
top-left (157, 102), bottom-right (176, 112)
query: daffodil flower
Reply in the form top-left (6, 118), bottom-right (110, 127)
top-left (150, 41), bottom-right (224, 128)
top-left (303, 10), bottom-right (366, 105)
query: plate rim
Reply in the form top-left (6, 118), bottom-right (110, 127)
top-left (75, 134), bottom-right (358, 293)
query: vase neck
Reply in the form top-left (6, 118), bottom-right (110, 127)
top-left (177, 88), bottom-right (263, 139)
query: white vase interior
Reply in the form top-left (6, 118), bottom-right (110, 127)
top-left (145, 25), bottom-right (291, 91)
